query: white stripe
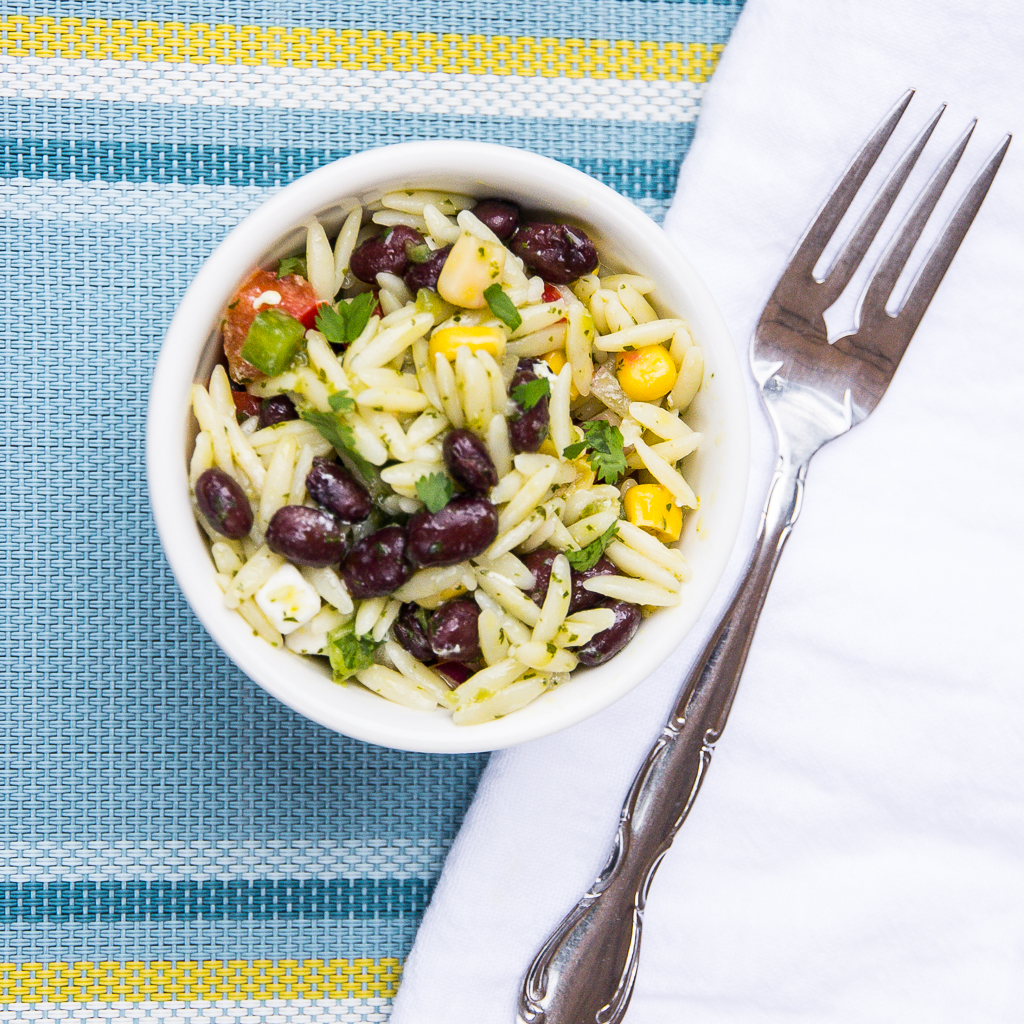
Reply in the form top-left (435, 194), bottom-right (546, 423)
top-left (0, 179), bottom-right (670, 226)
top-left (0, 56), bottom-right (703, 121)
top-left (0, 837), bottom-right (443, 883)
top-left (0, 999), bottom-right (392, 1022)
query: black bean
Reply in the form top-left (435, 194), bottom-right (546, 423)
top-left (393, 603), bottom-right (436, 664)
top-left (472, 199), bottom-right (520, 240)
top-left (442, 429), bottom-right (498, 494)
top-left (403, 245), bottom-right (451, 291)
top-left (521, 548), bottom-right (617, 613)
top-left (511, 222), bottom-right (599, 284)
top-left (521, 548), bottom-right (555, 605)
top-left (258, 394), bottom-right (298, 428)
top-left (349, 225), bottom-right (425, 283)
top-left (508, 367), bottom-right (550, 454)
top-left (306, 460), bottom-right (373, 523)
top-left (427, 599), bottom-right (481, 663)
top-left (577, 601), bottom-right (642, 667)
top-left (570, 556), bottom-right (618, 612)
top-left (406, 496), bottom-right (499, 567)
top-left (195, 468), bottom-right (253, 539)
top-left (340, 526), bottom-right (413, 598)
top-left (266, 505), bottom-right (346, 567)
top-left (434, 661), bottom-right (473, 689)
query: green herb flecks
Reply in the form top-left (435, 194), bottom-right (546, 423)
top-left (316, 291), bottom-right (376, 346)
top-left (327, 390), bottom-right (356, 414)
top-left (416, 472), bottom-right (454, 514)
top-left (563, 420), bottom-right (628, 485)
top-left (301, 410), bottom-right (375, 482)
top-left (511, 376), bottom-right (550, 411)
top-left (277, 255), bottom-right (308, 279)
top-left (326, 621), bottom-right (381, 682)
top-left (483, 283), bottom-right (523, 332)
top-left (565, 521), bottom-right (619, 572)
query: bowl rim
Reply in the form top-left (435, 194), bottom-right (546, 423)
top-left (147, 140), bottom-right (750, 753)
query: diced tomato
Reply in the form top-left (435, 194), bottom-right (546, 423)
top-left (222, 269), bottom-right (319, 382)
top-left (231, 390), bottom-right (263, 420)
top-left (300, 301), bottom-right (328, 331)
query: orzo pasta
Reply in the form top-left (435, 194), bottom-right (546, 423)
top-left (189, 191), bottom-right (705, 725)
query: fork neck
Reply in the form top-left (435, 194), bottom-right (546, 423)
top-left (755, 446), bottom-right (809, 583)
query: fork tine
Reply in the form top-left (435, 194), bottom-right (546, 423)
top-left (785, 90), bottom-right (914, 282)
top-left (816, 105), bottom-right (945, 307)
top-left (892, 134), bottom-right (1011, 337)
top-left (857, 120), bottom-right (976, 324)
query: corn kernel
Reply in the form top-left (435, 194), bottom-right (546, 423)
top-left (540, 349), bottom-right (579, 400)
top-left (416, 584), bottom-right (467, 609)
top-left (616, 345), bottom-right (677, 402)
top-left (436, 232), bottom-right (506, 308)
top-left (624, 484), bottom-right (682, 542)
top-left (428, 324), bottom-right (505, 362)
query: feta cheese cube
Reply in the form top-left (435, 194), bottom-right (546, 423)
top-left (255, 564), bottom-right (321, 635)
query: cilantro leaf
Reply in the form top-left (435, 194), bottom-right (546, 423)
top-left (315, 292), bottom-right (377, 347)
top-left (328, 390), bottom-right (356, 414)
top-left (326, 621), bottom-right (381, 682)
top-left (511, 376), bottom-right (550, 411)
top-left (277, 255), bottom-right (308, 279)
top-left (483, 283), bottom-right (523, 332)
top-left (415, 472), bottom-right (454, 514)
top-left (340, 291), bottom-right (376, 342)
top-left (315, 304), bottom-right (348, 345)
top-left (565, 521), bottom-right (619, 572)
top-left (300, 410), bottom-right (375, 482)
top-left (562, 420), bottom-right (628, 484)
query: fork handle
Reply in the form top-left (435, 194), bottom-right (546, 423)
top-left (517, 449), bottom-right (808, 1024)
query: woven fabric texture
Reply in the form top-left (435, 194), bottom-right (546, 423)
top-left (0, 1), bottom-right (744, 1019)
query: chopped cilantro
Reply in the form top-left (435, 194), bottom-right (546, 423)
top-left (511, 376), bottom-right (550, 411)
top-left (565, 521), bottom-right (619, 572)
top-left (563, 420), bottom-right (628, 484)
top-left (316, 291), bottom-right (376, 346)
top-left (300, 410), bottom-right (374, 481)
top-left (406, 242), bottom-right (433, 264)
top-left (326, 621), bottom-right (381, 682)
top-left (415, 472), bottom-right (454, 514)
top-left (328, 390), bottom-right (356, 414)
top-left (483, 283), bottom-right (523, 332)
top-left (277, 255), bottom-right (308, 279)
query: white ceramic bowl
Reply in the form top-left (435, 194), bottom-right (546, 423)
top-left (148, 140), bottom-right (749, 754)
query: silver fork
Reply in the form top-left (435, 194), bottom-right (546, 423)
top-left (517, 92), bottom-right (1010, 1024)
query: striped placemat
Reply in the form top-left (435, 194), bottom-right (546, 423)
top-left (0, 1), bottom-right (744, 1020)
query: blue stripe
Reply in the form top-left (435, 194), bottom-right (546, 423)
top-left (0, 138), bottom-right (686, 199)
top-left (17, 1), bottom-right (745, 45)
top-left (0, 879), bottom-right (433, 923)
top-left (0, 100), bottom-right (697, 158)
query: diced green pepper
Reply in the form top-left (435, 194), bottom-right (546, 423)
top-left (415, 287), bottom-right (457, 325)
top-left (241, 308), bottom-right (306, 376)
top-left (326, 621), bottom-right (380, 682)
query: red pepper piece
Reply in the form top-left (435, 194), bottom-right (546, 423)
top-left (231, 390), bottom-right (263, 420)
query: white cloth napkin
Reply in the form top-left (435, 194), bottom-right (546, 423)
top-left (390, 1), bottom-right (1024, 1019)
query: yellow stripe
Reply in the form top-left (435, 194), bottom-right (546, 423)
top-left (0, 17), bottom-right (722, 81)
top-left (0, 958), bottom-right (401, 1004)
